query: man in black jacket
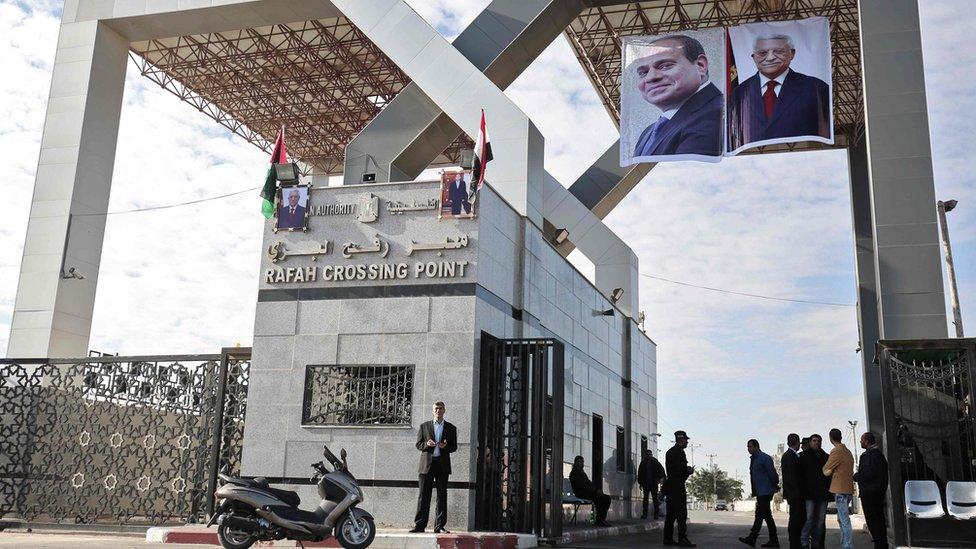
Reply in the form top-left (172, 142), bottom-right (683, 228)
top-left (638, 449), bottom-right (666, 519)
top-left (569, 455), bottom-right (611, 526)
top-left (780, 433), bottom-right (806, 549)
top-left (663, 431), bottom-right (696, 547)
top-left (410, 402), bottom-right (458, 533)
top-left (853, 432), bottom-right (888, 549)
top-left (799, 434), bottom-right (830, 549)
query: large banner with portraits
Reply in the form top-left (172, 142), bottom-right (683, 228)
top-left (619, 17), bottom-right (832, 166)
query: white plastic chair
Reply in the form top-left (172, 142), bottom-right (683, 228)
top-left (904, 480), bottom-right (946, 518)
top-left (946, 481), bottom-right (976, 519)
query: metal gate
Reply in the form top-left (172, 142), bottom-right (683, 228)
top-left (0, 348), bottom-right (250, 525)
top-left (475, 332), bottom-right (564, 540)
top-left (878, 338), bottom-right (976, 546)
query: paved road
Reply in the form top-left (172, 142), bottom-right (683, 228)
top-left (0, 510), bottom-right (878, 548)
top-left (565, 509), bottom-right (877, 548)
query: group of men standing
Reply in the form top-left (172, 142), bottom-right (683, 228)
top-left (744, 430), bottom-right (889, 549)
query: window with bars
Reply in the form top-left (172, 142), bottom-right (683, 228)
top-left (302, 364), bottom-right (414, 426)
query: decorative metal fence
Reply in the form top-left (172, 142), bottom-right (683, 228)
top-left (877, 338), bottom-right (976, 546)
top-left (0, 348), bottom-right (250, 525)
top-left (301, 364), bottom-right (413, 426)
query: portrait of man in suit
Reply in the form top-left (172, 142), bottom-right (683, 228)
top-left (729, 32), bottom-right (831, 150)
top-left (410, 401), bottom-right (457, 534)
top-left (440, 172), bottom-right (474, 219)
top-left (276, 186), bottom-right (308, 230)
top-left (629, 34), bottom-right (724, 160)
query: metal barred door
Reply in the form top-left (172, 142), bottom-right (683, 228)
top-left (0, 348), bottom-right (250, 525)
top-left (475, 332), bottom-right (564, 540)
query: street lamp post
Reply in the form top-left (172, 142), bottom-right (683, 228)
top-left (937, 199), bottom-right (965, 337)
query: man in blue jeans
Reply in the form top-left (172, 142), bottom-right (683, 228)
top-left (800, 434), bottom-right (830, 548)
top-left (739, 439), bottom-right (780, 547)
top-left (823, 428), bottom-right (855, 549)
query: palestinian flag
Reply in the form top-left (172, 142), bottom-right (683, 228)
top-left (260, 126), bottom-right (288, 219)
top-left (472, 109), bottom-right (492, 191)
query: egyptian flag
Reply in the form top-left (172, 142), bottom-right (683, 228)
top-left (725, 29), bottom-right (739, 152)
top-left (472, 109), bottom-right (493, 192)
top-left (260, 126), bottom-right (288, 219)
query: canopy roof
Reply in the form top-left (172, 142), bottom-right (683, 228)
top-left (129, 1), bottom-right (863, 173)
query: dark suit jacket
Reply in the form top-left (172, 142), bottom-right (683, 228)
top-left (781, 448), bottom-right (803, 500)
top-left (664, 445), bottom-right (691, 494)
top-left (416, 420), bottom-right (457, 475)
top-left (569, 466), bottom-right (599, 499)
top-left (447, 180), bottom-right (471, 215)
top-left (633, 82), bottom-right (724, 158)
top-left (728, 69), bottom-right (830, 148)
top-left (277, 204), bottom-right (306, 229)
top-left (799, 448), bottom-right (831, 501)
top-left (853, 447), bottom-right (888, 497)
top-left (637, 456), bottom-right (666, 490)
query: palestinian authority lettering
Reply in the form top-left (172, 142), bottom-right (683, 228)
top-left (309, 203), bottom-right (355, 216)
top-left (267, 240), bottom-right (331, 263)
top-left (387, 198), bottom-right (439, 215)
top-left (264, 261), bottom-right (469, 284)
top-left (407, 234), bottom-right (469, 256)
top-left (341, 235), bottom-right (389, 259)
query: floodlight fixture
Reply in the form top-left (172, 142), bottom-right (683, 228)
top-left (942, 199), bottom-right (958, 212)
top-left (274, 162), bottom-right (299, 183)
top-left (610, 288), bottom-right (624, 303)
top-left (554, 228), bottom-right (570, 245)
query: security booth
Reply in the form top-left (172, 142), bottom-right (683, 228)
top-left (876, 338), bottom-right (976, 547)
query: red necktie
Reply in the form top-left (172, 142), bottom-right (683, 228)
top-left (763, 81), bottom-right (778, 119)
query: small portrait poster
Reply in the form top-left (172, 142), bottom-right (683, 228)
top-left (276, 184), bottom-right (310, 232)
top-left (726, 16), bottom-right (833, 154)
top-left (619, 28), bottom-right (727, 166)
top-left (439, 171), bottom-right (476, 219)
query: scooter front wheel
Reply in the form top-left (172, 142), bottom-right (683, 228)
top-left (335, 511), bottom-right (375, 549)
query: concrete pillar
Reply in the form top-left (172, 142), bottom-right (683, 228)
top-left (342, 0), bottom-right (584, 185)
top-left (858, 0), bottom-right (948, 341)
top-left (336, 0), bottom-right (545, 225)
top-left (848, 139), bottom-right (883, 437)
top-left (7, 21), bottom-right (128, 358)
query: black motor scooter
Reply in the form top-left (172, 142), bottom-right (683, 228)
top-left (209, 445), bottom-right (375, 549)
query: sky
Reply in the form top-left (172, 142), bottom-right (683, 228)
top-left (1, 0), bottom-right (973, 482)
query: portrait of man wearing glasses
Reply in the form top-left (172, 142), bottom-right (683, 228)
top-left (728, 33), bottom-right (830, 148)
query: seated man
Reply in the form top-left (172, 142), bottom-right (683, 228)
top-left (569, 455), bottom-right (611, 527)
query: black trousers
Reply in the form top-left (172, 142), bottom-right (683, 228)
top-left (860, 494), bottom-right (888, 549)
top-left (663, 490), bottom-right (688, 541)
top-left (749, 494), bottom-right (778, 541)
top-left (414, 458), bottom-right (448, 530)
top-left (786, 497), bottom-right (807, 549)
top-left (642, 485), bottom-right (660, 518)
top-left (589, 492), bottom-right (610, 523)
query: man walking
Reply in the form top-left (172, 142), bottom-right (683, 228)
top-left (663, 431), bottom-right (696, 547)
top-left (410, 402), bottom-right (457, 533)
top-left (569, 455), bottom-right (612, 527)
top-left (800, 434), bottom-right (830, 549)
top-left (853, 432), bottom-right (889, 549)
top-left (638, 448), bottom-right (666, 519)
top-left (739, 439), bottom-right (780, 547)
top-left (780, 434), bottom-right (806, 549)
top-left (823, 428), bottom-right (855, 549)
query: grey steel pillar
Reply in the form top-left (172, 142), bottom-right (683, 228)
top-left (847, 138), bottom-right (883, 437)
top-left (858, 0), bottom-right (948, 342)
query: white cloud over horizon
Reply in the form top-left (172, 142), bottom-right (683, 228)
top-left (1, 0), bottom-right (973, 478)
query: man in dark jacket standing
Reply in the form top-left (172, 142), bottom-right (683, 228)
top-left (800, 434), bottom-right (830, 549)
top-left (569, 455), bottom-right (611, 526)
top-left (780, 433), bottom-right (806, 549)
top-left (739, 439), bottom-right (780, 547)
top-left (853, 432), bottom-right (888, 549)
top-left (638, 449), bottom-right (666, 519)
top-left (663, 431), bottom-right (696, 547)
top-left (410, 402), bottom-right (457, 533)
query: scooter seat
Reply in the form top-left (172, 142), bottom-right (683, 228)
top-left (218, 475), bottom-right (301, 506)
